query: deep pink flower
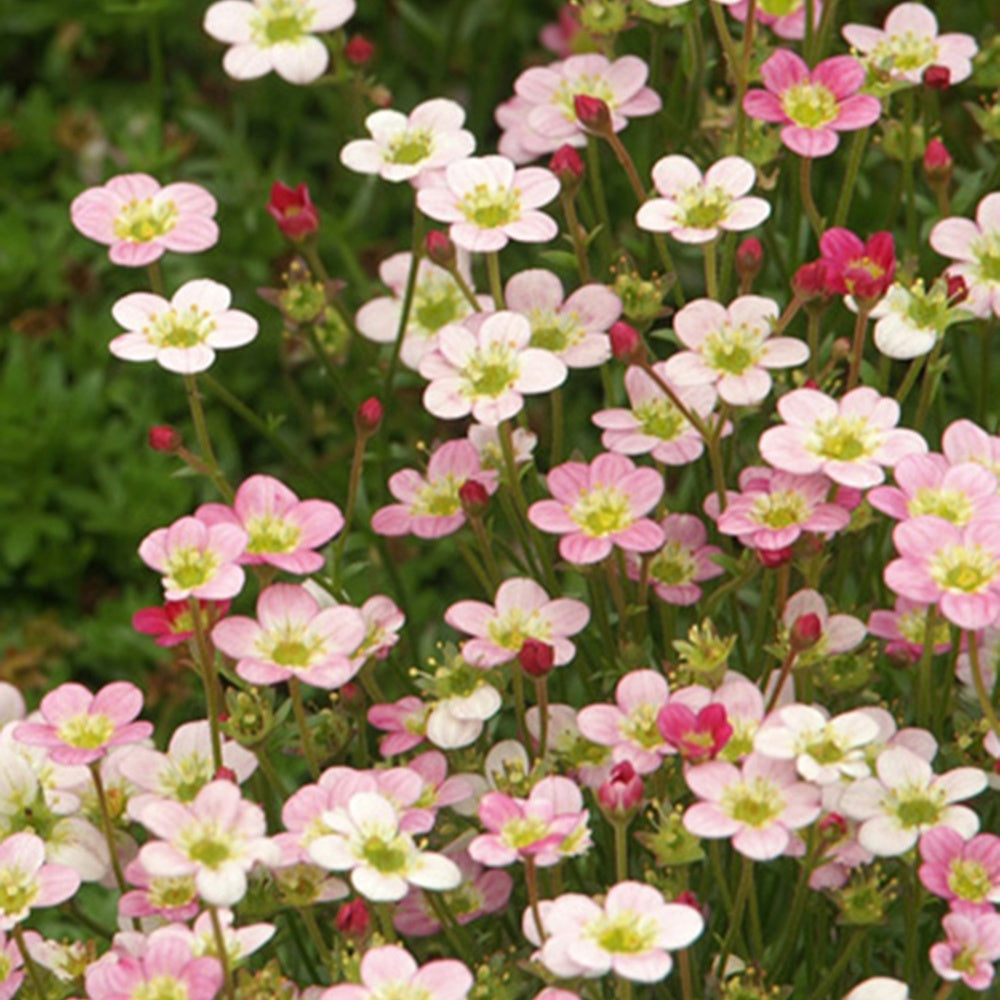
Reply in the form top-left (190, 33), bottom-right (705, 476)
top-left (132, 599), bottom-right (230, 648)
top-left (743, 50), bottom-right (881, 158)
top-left (819, 229), bottom-right (896, 302)
top-left (597, 761), bottom-right (644, 815)
top-left (267, 181), bottom-right (319, 240)
top-left (657, 703), bottom-right (732, 762)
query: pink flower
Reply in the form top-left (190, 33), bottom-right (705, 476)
top-left (919, 827), bottom-right (1000, 905)
top-left (781, 589), bottom-right (866, 657)
top-left (942, 419), bottom-right (1000, 478)
top-left (212, 583), bottom-right (366, 688)
top-left (321, 944), bottom-right (472, 1000)
top-left (683, 753), bottom-right (822, 860)
top-left (419, 312), bottom-right (567, 425)
top-left (627, 513), bottom-right (724, 606)
top-left (416, 156), bottom-right (559, 252)
top-left (368, 697), bottom-right (429, 756)
top-left (758, 386), bottom-right (927, 489)
top-left (15, 681), bottom-right (153, 766)
top-left (635, 156), bottom-right (770, 244)
top-left (819, 229), bottom-right (896, 302)
top-left (197, 474), bottom-right (343, 574)
top-left (70, 173), bottom-right (218, 266)
top-left (504, 269), bottom-right (621, 368)
top-left (371, 439), bottom-right (497, 539)
top-left (593, 365), bottom-right (718, 466)
top-left (0, 833), bottom-right (80, 929)
top-left (930, 193), bottom-right (1000, 320)
top-left (0, 933), bottom-right (24, 1000)
top-left (132, 599), bottom-right (230, 648)
top-left (868, 596), bottom-right (953, 661)
top-left (267, 180), bottom-right (319, 240)
top-left (445, 577), bottom-right (589, 669)
top-left (657, 703), bottom-right (732, 762)
top-left (842, 4), bottom-right (977, 86)
top-left (743, 50), bottom-right (881, 158)
top-left (884, 516), bottom-right (1000, 630)
top-left (728, 0), bottom-right (821, 40)
top-left (118, 857), bottom-right (200, 922)
top-left (528, 453), bottom-right (664, 565)
top-left (109, 279), bottom-right (258, 374)
top-left (929, 908), bottom-right (1000, 991)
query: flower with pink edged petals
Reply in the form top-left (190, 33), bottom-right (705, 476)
top-left (627, 513), bottom-right (724, 606)
top-left (942, 419), bottom-right (1000, 479)
top-left (321, 944), bottom-right (472, 1000)
top-left (759, 386), bottom-right (927, 489)
top-left (70, 173), bottom-right (218, 266)
top-left (683, 753), bottom-right (821, 860)
top-left (635, 155), bottom-right (770, 244)
top-left (929, 907), bottom-right (1000, 991)
top-left (371, 440), bottom-right (497, 540)
top-left (196, 474), bottom-right (343, 574)
top-left (931, 193), bottom-right (1000, 320)
top-left (15, 681), bottom-right (153, 767)
top-left (743, 50), bottom-right (881, 158)
top-left (839, 746), bottom-right (986, 856)
top-left (842, 4), bottom-right (977, 86)
top-left (523, 880), bottom-right (704, 983)
top-left (504, 269), bottom-right (621, 368)
top-left (884, 516), bottom-right (1000, 630)
top-left (728, 0), bottom-right (821, 41)
top-left (919, 827), bottom-right (1000, 905)
top-left (867, 596), bottom-right (953, 661)
top-left (416, 156), bottom-right (559, 253)
top-left (577, 670), bottom-right (673, 775)
top-left (445, 577), bottom-right (589, 669)
top-left (419, 311), bottom-right (567, 425)
top-left (139, 515), bottom-right (248, 601)
top-left (212, 583), bottom-right (366, 689)
top-left (368, 697), bottom-right (430, 756)
top-left (0, 833), bottom-right (81, 929)
top-left (529, 453), bottom-right (664, 565)
top-left (109, 279), bottom-right (258, 374)
top-left (118, 857), bottom-right (200, 922)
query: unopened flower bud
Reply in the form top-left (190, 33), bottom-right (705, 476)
top-left (267, 181), bottom-right (320, 241)
top-left (518, 638), bottom-right (555, 678)
top-left (818, 812), bottom-right (848, 841)
top-left (213, 766), bottom-right (237, 783)
top-left (831, 337), bottom-right (852, 362)
top-left (549, 144), bottom-right (585, 192)
top-left (573, 94), bottom-right (612, 133)
top-left (802, 378), bottom-right (820, 389)
top-left (790, 612), bottom-right (823, 653)
top-left (758, 546), bottom-right (793, 568)
top-left (338, 682), bottom-right (366, 713)
top-left (355, 396), bottom-right (383, 435)
top-left (148, 425), bottom-right (182, 454)
top-left (793, 260), bottom-right (833, 302)
top-left (458, 478), bottom-right (490, 518)
top-left (368, 84), bottom-right (393, 108)
top-left (609, 321), bottom-right (645, 363)
top-left (344, 35), bottom-right (374, 66)
top-left (735, 237), bottom-right (763, 287)
top-left (425, 230), bottom-right (456, 269)
top-left (336, 899), bottom-right (370, 938)
top-left (923, 137), bottom-right (953, 186)
top-left (922, 65), bottom-right (951, 90)
top-left (598, 760), bottom-right (644, 815)
top-left (946, 274), bottom-right (968, 305)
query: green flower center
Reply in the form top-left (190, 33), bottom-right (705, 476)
top-left (57, 712), bottom-right (115, 750)
top-left (162, 755), bottom-right (213, 802)
top-left (502, 815), bottom-right (552, 849)
top-left (442, 880), bottom-right (484, 919)
top-left (113, 198), bottom-right (178, 243)
top-left (148, 875), bottom-right (198, 910)
top-left (488, 609), bottom-right (547, 653)
top-left (245, 514), bottom-right (303, 555)
top-left (897, 610), bottom-right (952, 647)
top-left (0, 956), bottom-right (9, 984)
top-left (703, 324), bottom-right (764, 376)
top-left (376, 985), bottom-right (431, 1000)
top-left (873, 32), bottom-right (938, 73)
top-left (947, 858), bottom-right (992, 903)
top-left (148, 307), bottom-right (215, 350)
top-left (898, 280), bottom-right (952, 331)
top-left (462, 343), bottom-right (519, 399)
top-left (571, 485), bottom-right (634, 538)
top-left (759, 0), bottom-right (801, 13)
top-left (891, 787), bottom-right (944, 828)
top-left (133, 976), bottom-right (189, 1000)
top-left (165, 547), bottom-right (219, 591)
top-left (929, 543), bottom-right (998, 594)
top-left (412, 277), bottom-right (468, 334)
top-left (808, 415), bottom-right (880, 462)
top-left (530, 311), bottom-right (581, 353)
top-left (781, 82), bottom-right (838, 129)
top-left (185, 828), bottom-right (234, 868)
top-left (751, 489), bottom-right (810, 529)
top-left (361, 834), bottom-right (411, 874)
top-left (722, 776), bottom-right (784, 828)
top-left (387, 128), bottom-right (434, 166)
top-left (587, 910), bottom-right (658, 955)
top-left (412, 477), bottom-right (462, 518)
top-left (555, 76), bottom-right (616, 122)
top-left (459, 184), bottom-right (520, 230)
top-left (0, 867), bottom-right (39, 917)
top-left (651, 542), bottom-right (697, 586)
top-left (269, 638), bottom-right (317, 668)
top-left (635, 398), bottom-right (687, 441)
top-left (804, 730), bottom-right (847, 765)
top-left (677, 185), bottom-right (733, 231)
top-left (972, 232), bottom-right (1000, 285)
top-left (251, 1), bottom-right (314, 45)
top-left (907, 487), bottom-right (974, 525)
top-left (621, 703), bottom-right (663, 750)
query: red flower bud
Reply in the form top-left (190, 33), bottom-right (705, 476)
top-left (549, 144), bottom-right (585, 191)
top-left (674, 890), bottom-right (708, 919)
top-left (818, 812), bottom-right (849, 840)
top-left (790, 613), bottom-right (823, 653)
top-left (923, 137), bottom-right (953, 182)
top-left (213, 766), bottom-right (237, 783)
top-left (267, 181), bottom-right (320, 241)
top-left (149, 425), bottom-right (182, 453)
top-left (946, 274), bottom-right (968, 305)
top-left (757, 546), bottom-right (794, 569)
top-left (338, 682), bottom-right (366, 713)
top-left (425, 230), bottom-right (456, 268)
top-left (597, 760), bottom-right (644, 815)
top-left (458, 479), bottom-right (490, 518)
top-left (735, 237), bottom-right (763, 284)
top-left (922, 65), bottom-right (951, 90)
top-left (573, 94), bottom-right (612, 133)
top-left (609, 321), bottom-right (644, 363)
top-left (802, 378), bottom-right (820, 390)
top-left (355, 396), bottom-right (383, 435)
top-left (518, 638), bottom-right (555, 678)
top-left (792, 261), bottom-right (834, 302)
top-left (336, 899), bottom-right (370, 938)
top-left (344, 35), bottom-right (374, 66)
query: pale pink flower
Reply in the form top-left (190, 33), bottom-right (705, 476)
top-left (138, 515), bottom-right (247, 601)
top-left (627, 513), bottom-right (724, 606)
top-left (842, 4), bottom-right (977, 85)
top-left (467, 423), bottom-right (537, 472)
top-left (743, 50), bottom-right (881, 158)
top-left (504, 269), bottom-right (621, 368)
top-left (683, 753), bottom-right (822, 860)
top-left (717, 468), bottom-right (850, 550)
top-left (662, 296), bottom-right (806, 405)
top-left (529, 453), bottom-right (664, 565)
top-left (197, 474), bottom-right (343, 574)
top-left (469, 776), bottom-right (590, 869)
top-left (416, 156), bottom-right (559, 253)
top-left (577, 670), bottom-right (673, 775)
top-left (354, 595), bottom-right (406, 662)
top-left (523, 881), bottom-right (704, 983)
top-left (370, 439), bottom-right (497, 539)
top-left (955, 628), bottom-right (999, 695)
top-left (636, 156), bottom-right (770, 244)
top-left (0, 833), bottom-right (80, 929)
top-left (179, 908), bottom-right (275, 963)
top-left (593, 366), bottom-right (717, 466)
top-left (929, 908), bottom-right (1000, 991)
top-left (321, 944), bottom-right (473, 1000)
top-left (758, 386), bottom-right (927, 489)
top-left (109, 279), bottom-right (257, 374)
top-left (884, 516), bottom-right (1000, 630)
top-left (445, 577), bottom-right (589, 669)
top-left (203, 0), bottom-right (355, 85)
top-left (419, 311), bottom-right (567, 425)
top-left (919, 827), bottom-right (1000, 905)
top-left (942, 419), bottom-right (1000, 479)
top-left (212, 583), bottom-right (366, 688)
top-left (70, 173), bottom-right (218, 266)
top-left (867, 596), bottom-right (953, 661)
top-left (340, 98), bottom-right (475, 183)
top-left (728, 0), bottom-right (821, 40)
top-left (118, 857), bottom-right (200, 922)
top-left (368, 697), bottom-right (429, 756)
top-left (781, 589), bottom-right (867, 658)
top-left (868, 454), bottom-right (1000, 525)
top-left (839, 746), bottom-right (986, 856)
top-left (355, 252), bottom-right (492, 371)
top-left (15, 682), bottom-right (152, 767)
top-left (930, 193), bottom-right (1000, 320)
top-left (135, 780), bottom-right (279, 906)
top-left (0, 932), bottom-right (24, 1000)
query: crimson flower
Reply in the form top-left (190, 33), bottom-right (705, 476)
top-left (819, 228), bottom-right (895, 302)
top-left (267, 181), bottom-right (319, 241)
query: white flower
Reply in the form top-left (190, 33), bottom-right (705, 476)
top-left (869, 278), bottom-right (970, 360)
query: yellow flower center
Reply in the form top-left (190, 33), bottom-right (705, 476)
top-left (458, 184), bottom-right (520, 229)
top-left (781, 81), bottom-right (838, 129)
top-left (571, 485), bottom-right (634, 537)
top-left (113, 198), bottom-right (178, 243)
top-left (929, 544), bottom-right (998, 594)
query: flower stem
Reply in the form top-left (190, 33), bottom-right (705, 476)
top-left (524, 857), bottom-right (547, 942)
top-left (765, 648), bottom-right (798, 714)
top-left (12, 925), bottom-right (45, 998)
top-left (550, 387), bottom-right (564, 467)
top-left (298, 904), bottom-right (334, 971)
top-left (833, 127), bottom-right (871, 227)
top-left (585, 135), bottom-right (614, 263)
top-left (894, 352), bottom-right (927, 405)
top-left (717, 854), bottom-right (754, 980)
top-left (703, 240), bottom-right (719, 301)
top-left (209, 906), bottom-right (237, 1000)
top-left (914, 334), bottom-right (946, 431)
top-left (560, 190), bottom-right (591, 283)
top-left (807, 928), bottom-right (863, 1000)
top-left (915, 607), bottom-right (938, 729)
top-left (708, 1), bottom-right (743, 94)
top-left (89, 761), bottom-right (128, 893)
top-left (677, 948), bottom-right (696, 1000)
top-left (486, 251), bottom-right (504, 310)
top-left (383, 208), bottom-right (424, 402)
top-left (799, 157), bottom-right (824, 239)
top-left (901, 90), bottom-right (919, 258)
top-left (288, 677), bottom-right (321, 780)
top-left (805, 308), bottom-right (822, 379)
top-left (535, 676), bottom-right (550, 760)
top-left (510, 662), bottom-right (531, 755)
top-left (967, 630), bottom-right (1000, 744)
top-left (333, 425), bottom-right (369, 588)
top-left (190, 596), bottom-right (225, 772)
top-left (845, 304), bottom-right (872, 391)
top-left (182, 374), bottom-right (233, 501)
top-left (613, 816), bottom-right (629, 882)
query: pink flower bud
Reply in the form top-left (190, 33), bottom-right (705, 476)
top-left (818, 812), bottom-right (848, 840)
top-left (549, 144), bottom-right (585, 191)
top-left (425, 229), bottom-right (456, 268)
top-left (923, 137), bottom-right (953, 178)
top-left (344, 35), bottom-right (374, 66)
top-left (792, 261), bottom-right (834, 302)
top-left (267, 181), bottom-right (320, 241)
top-left (458, 479), bottom-right (490, 518)
top-left (355, 396), bottom-right (383, 435)
top-left (790, 613), bottom-right (822, 653)
top-left (336, 899), bottom-right (370, 938)
top-left (573, 94), bottom-right (612, 133)
top-left (597, 761), bottom-right (644, 815)
top-left (213, 766), bottom-right (237, 783)
top-left (922, 65), bottom-right (951, 90)
top-left (758, 546), bottom-right (794, 568)
top-left (735, 237), bottom-right (763, 283)
top-left (609, 321), bottom-right (644, 363)
top-left (149, 425), bottom-right (182, 453)
top-left (518, 638), bottom-right (555, 678)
